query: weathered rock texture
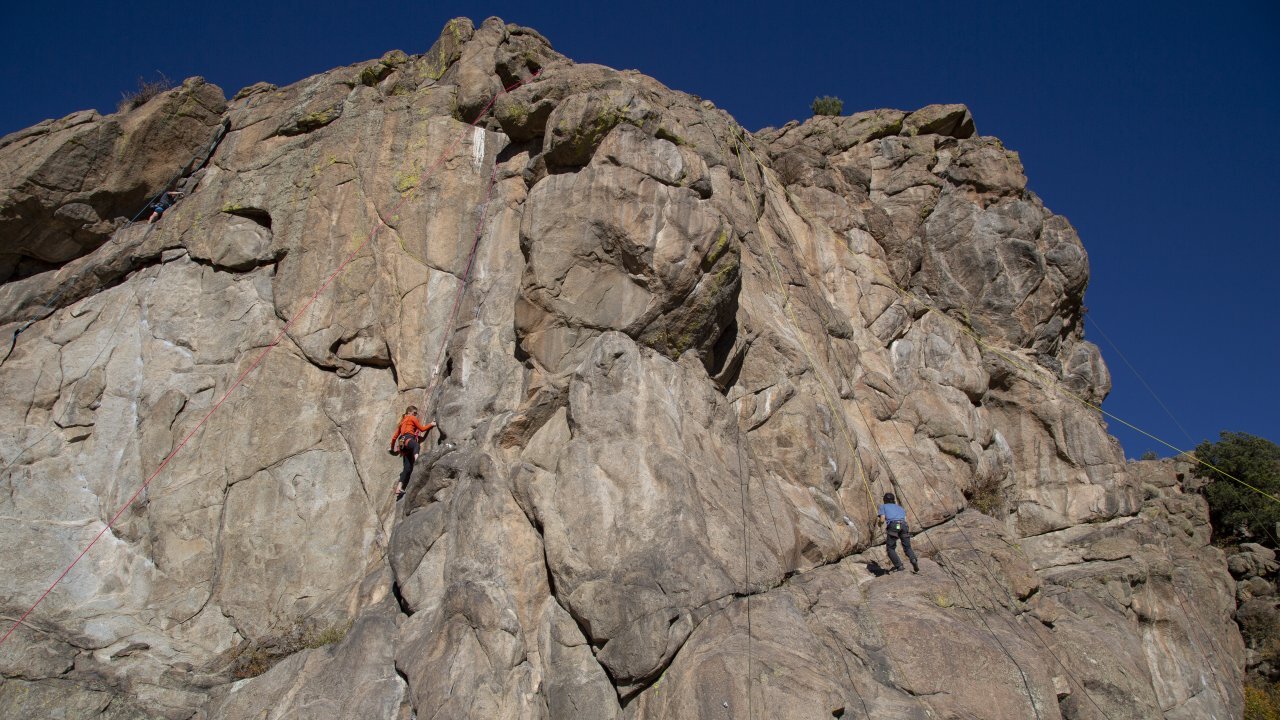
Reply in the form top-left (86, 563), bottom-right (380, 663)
top-left (0, 77), bottom-right (226, 282)
top-left (0, 16), bottom-right (1246, 720)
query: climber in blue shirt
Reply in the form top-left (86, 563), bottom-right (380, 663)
top-left (878, 492), bottom-right (919, 573)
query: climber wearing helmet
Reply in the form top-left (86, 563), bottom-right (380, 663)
top-left (390, 405), bottom-right (435, 500)
top-left (878, 492), bottom-right (919, 573)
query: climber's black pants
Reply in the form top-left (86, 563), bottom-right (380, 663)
top-left (886, 521), bottom-right (918, 570)
top-left (398, 436), bottom-right (420, 489)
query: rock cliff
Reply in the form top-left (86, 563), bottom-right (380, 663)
top-left (0, 17), bottom-right (1247, 719)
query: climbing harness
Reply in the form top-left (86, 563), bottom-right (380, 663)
top-left (863, 387), bottom-right (1095, 719)
top-left (728, 124), bottom-right (1051, 719)
top-left (394, 433), bottom-right (412, 454)
top-left (0, 70), bottom-right (542, 650)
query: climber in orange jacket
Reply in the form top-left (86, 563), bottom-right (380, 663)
top-left (390, 405), bottom-right (435, 500)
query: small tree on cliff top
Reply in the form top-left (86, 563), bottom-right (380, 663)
top-left (811, 96), bottom-right (843, 116)
top-left (1194, 431), bottom-right (1280, 546)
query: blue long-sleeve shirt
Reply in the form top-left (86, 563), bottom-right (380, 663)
top-left (878, 502), bottom-right (906, 523)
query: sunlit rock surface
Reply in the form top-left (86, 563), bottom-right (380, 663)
top-left (0, 16), bottom-right (1243, 720)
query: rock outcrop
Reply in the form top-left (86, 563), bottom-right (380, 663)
top-left (0, 77), bottom-right (226, 282)
top-left (0, 16), bottom-right (1246, 719)
top-left (1227, 542), bottom-right (1280, 681)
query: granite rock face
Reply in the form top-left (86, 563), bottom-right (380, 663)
top-left (0, 16), bottom-right (1245, 720)
top-left (0, 77), bottom-right (227, 282)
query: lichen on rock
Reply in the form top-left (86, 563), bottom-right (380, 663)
top-left (0, 16), bottom-right (1247, 720)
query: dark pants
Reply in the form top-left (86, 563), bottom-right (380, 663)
top-left (398, 435), bottom-right (420, 489)
top-left (886, 521), bottom-right (918, 570)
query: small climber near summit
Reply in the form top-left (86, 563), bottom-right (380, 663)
top-left (878, 492), bottom-right (920, 574)
top-left (390, 405), bottom-right (435, 500)
top-left (147, 190), bottom-right (185, 223)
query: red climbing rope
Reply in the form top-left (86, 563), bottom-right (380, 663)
top-left (0, 69), bottom-right (542, 649)
top-left (421, 159), bottom-right (500, 416)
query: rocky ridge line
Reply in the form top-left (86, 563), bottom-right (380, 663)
top-left (0, 16), bottom-right (1245, 720)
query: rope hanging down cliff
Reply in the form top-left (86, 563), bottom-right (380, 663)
top-left (727, 129), bottom-right (949, 720)
top-left (859, 387), bottom-right (1112, 719)
top-left (729, 126), bottom-right (1051, 719)
top-left (0, 110), bottom-right (236, 368)
top-left (419, 151), bottom-right (500, 421)
top-left (727, 133), bottom-right (874, 718)
top-left (0, 99), bottom-right (259, 478)
top-left (727, 136), bottom-right (880, 517)
top-left (728, 123), bottom-right (1141, 718)
top-left (0, 70), bottom-right (542, 651)
top-left (736, 128), bottom-right (1056, 710)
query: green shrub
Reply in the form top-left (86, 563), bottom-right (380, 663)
top-left (966, 473), bottom-right (1005, 518)
top-left (303, 622), bottom-right (352, 649)
top-left (226, 618), bottom-right (352, 679)
top-left (1194, 432), bottom-right (1280, 546)
top-left (811, 96), bottom-right (843, 117)
top-left (1246, 682), bottom-right (1280, 720)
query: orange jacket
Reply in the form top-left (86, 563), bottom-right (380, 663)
top-left (390, 415), bottom-right (434, 449)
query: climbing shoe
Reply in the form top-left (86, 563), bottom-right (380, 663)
top-left (911, 560), bottom-right (919, 574)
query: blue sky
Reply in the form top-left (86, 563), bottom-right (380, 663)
top-left (3, 1), bottom-right (1276, 458)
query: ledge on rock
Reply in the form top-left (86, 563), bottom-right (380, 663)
top-left (902, 103), bottom-right (977, 138)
